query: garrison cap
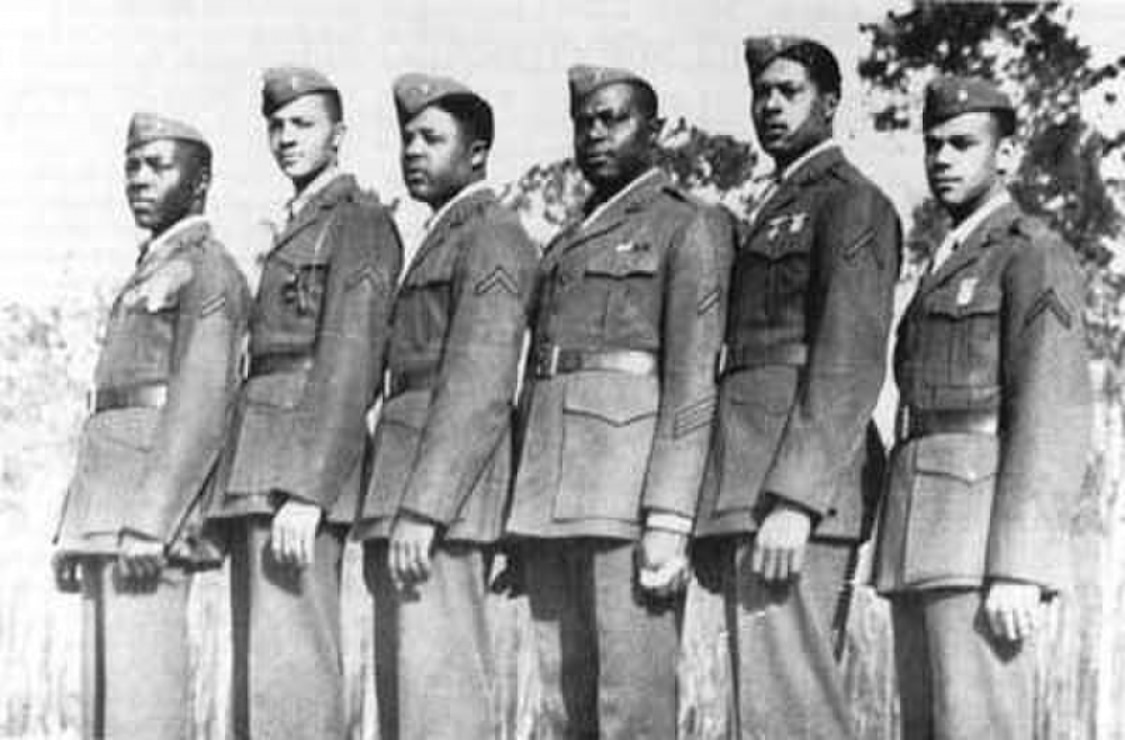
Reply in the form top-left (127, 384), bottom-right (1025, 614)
top-left (126, 112), bottom-right (209, 154)
top-left (923, 75), bottom-right (1016, 133)
top-left (743, 35), bottom-right (841, 94)
top-left (567, 64), bottom-right (658, 114)
top-left (261, 66), bottom-right (338, 116)
top-left (393, 72), bottom-right (492, 123)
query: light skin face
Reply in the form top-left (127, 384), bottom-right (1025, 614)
top-left (400, 104), bottom-right (487, 211)
top-left (572, 82), bottom-right (659, 199)
top-left (924, 111), bottom-right (1013, 224)
top-left (266, 93), bottom-right (345, 191)
top-left (751, 57), bottom-right (837, 170)
top-left (124, 139), bottom-right (207, 237)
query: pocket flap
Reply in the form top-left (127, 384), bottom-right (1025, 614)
top-left (585, 247), bottom-right (660, 278)
top-left (913, 433), bottom-right (999, 484)
top-left (243, 371), bottom-right (306, 409)
top-left (926, 283), bottom-right (1001, 319)
top-left (378, 390), bottom-right (432, 430)
top-left (563, 372), bottom-right (659, 426)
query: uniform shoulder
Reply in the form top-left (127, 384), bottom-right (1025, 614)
top-left (464, 200), bottom-right (540, 268)
top-left (1004, 211), bottom-right (1080, 274)
top-left (183, 232), bottom-right (250, 309)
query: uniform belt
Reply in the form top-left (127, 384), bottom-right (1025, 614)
top-left (719, 343), bottom-right (808, 375)
top-left (248, 353), bottom-right (313, 378)
top-left (89, 383), bottom-right (168, 414)
top-left (905, 408), bottom-right (999, 440)
top-left (532, 345), bottom-right (658, 379)
top-left (386, 366), bottom-right (440, 398)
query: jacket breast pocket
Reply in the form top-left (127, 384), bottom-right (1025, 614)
top-left (900, 432), bottom-right (998, 587)
top-left (919, 286), bottom-right (1002, 400)
top-left (396, 260), bottom-right (454, 346)
top-left (583, 247), bottom-right (662, 346)
top-left (740, 227), bottom-right (813, 322)
top-left (262, 253), bottom-right (331, 333)
top-left (554, 372), bottom-right (659, 522)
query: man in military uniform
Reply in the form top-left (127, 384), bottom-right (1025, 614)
top-left (353, 72), bottom-right (537, 740)
top-left (505, 65), bottom-right (732, 738)
top-left (693, 36), bottom-right (902, 738)
top-left (208, 67), bottom-right (402, 738)
top-left (52, 112), bottom-right (249, 739)
top-left (874, 76), bottom-right (1091, 739)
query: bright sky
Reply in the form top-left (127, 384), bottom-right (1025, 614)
top-left (1, 0), bottom-right (1121, 306)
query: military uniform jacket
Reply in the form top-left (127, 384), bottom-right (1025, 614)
top-left (875, 200), bottom-right (1091, 593)
top-left (354, 188), bottom-right (537, 543)
top-left (214, 174), bottom-right (402, 525)
top-left (506, 169), bottom-right (733, 540)
top-left (695, 146), bottom-right (902, 542)
top-left (56, 219), bottom-right (250, 564)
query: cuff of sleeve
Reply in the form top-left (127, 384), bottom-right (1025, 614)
top-left (645, 511), bottom-right (694, 535)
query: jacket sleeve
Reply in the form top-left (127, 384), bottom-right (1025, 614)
top-left (288, 202), bottom-right (402, 509)
top-left (400, 218), bottom-right (537, 524)
top-left (762, 184), bottom-right (901, 516)
top-left (987, 228), bottom-right (1091, 590)
top-left (130, 245), bottom-right (249, 542)
top-left (640, 204), bottom-right (732, 518)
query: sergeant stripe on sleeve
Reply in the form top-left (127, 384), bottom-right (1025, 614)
top-left (673, 395), bottom-right (717, 439)
top-left (200, 294), bottom-right (227, 317)
top-left (474, 266), bottom-right (519, 297)
top-left (345, 264), bottom-right (379, 291)
top-left (1024, 288), bottom-right (1073, 332)
top-left (842, 227), bottom-right (876, 264)
top-left (697, 286), bottom-right (720, 315)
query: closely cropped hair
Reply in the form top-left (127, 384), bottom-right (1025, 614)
top-left (781, 44), bottom-right (842, 98)
top-left (437, 94), bottom-right (495, 149)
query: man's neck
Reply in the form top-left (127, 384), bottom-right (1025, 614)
top-left (948, 182), bottom-right (1007, 228)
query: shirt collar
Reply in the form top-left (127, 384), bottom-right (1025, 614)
top-left (582, 167), bottom-right (661, 228)
top-left (139, 214), bottom-right (209, 266)
top-left (777, 138), bottom-right (838, 183)
top-left (424, 179), bottom-right (492, 234)
top-left (944, 190), bottom-right (1013, 250)
top-left (286, 164), bottom-right (342, 220)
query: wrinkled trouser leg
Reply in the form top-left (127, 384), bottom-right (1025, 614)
top-left (80, 558), bottom-right (192, 740)
top-left (365, 540), bottom-right (498, 740)
top-left (525, 538), bottom-right (680, 740)
top-left (228, 516), bottom-right (346, 740)
top-left (716, 536), bottom-right (856, 740)
top-left (891, 588), bottom-right (1035, 740)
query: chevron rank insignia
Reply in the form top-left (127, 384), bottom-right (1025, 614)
top-left (1024, 288), bottom-right (1073, 331)
top-left (474, 266), bottom-right (518, 297)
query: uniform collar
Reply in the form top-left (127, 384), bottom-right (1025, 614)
top-left (138, 214), bottom-right (210, 267)
top-left (581, 167), bottom-right (663, 229)
top-left (776, 138), bottom-right (839, 184)
top-left (285, 164), bottom-right (342, 221)
top-left (944, 190), bottom-right (1013, 250)
top-left (424, 179), bottom-right (493, 235)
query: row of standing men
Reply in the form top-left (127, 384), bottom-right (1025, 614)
top-left (53, 33), bottom-right (1091, 740)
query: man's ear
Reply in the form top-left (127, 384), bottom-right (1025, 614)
top-left (820, 91), bottom-right (839, 124)
top-left (331, 121), bottom-right (348, 154)
top-left (995, 136), bottom-right (1021, 179)
top-left (646, 115), bottom-right (665, 145)
top-left (469, 139), bottom-right (489, 172)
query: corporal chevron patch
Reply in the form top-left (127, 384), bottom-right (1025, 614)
top-left (843, 227), bottom-right (877, 264)
top-left (345, 264), bottom-right (379, 291)
top-left (697, 286), bottom-right (720, 315)
top-left (673, 395), bottom-right (717, 438)
top-left (474, 266), bottom-right (518, 297)
top-left (1024, 288), bottom-right (1073, 331)
top-left (200, 294), bottom-right (227, 317)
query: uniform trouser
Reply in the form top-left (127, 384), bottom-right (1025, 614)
top-left (79, 558), bottom-right (192, 740)
top-left (227, 516), bottom-right (346, 740)
top-left (890, 588), bottom-right (1035, 740)
top-left (363, 541), bottom-right (497, 740)
top-left (699, 536), bottom-right (855, 740)
top-left (523, 538), bottom-right (680, 740)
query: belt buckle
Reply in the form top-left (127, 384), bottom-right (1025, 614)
top-left (717, 343), bottom-right (729, 378)
top-left (86, 388), bottom-right (97, 415)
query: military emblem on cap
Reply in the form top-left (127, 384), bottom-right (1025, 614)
top-left (126, 111), bottom-right (209, 153)
top-left (261, 65), bottom-right (338, 116)
top-left (922, 74), bottom-right (1016, 131)
top-left (567, 64), bottom-right (657, 113)
top-left (392, 72), bottom-right (483, 123)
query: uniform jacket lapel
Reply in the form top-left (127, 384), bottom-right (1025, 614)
top-left (407, 188), bottom-right (496, 275)
top-left (553, 170), bottom-right (669, 257)
top-left (915, 201), bottom-right (1019, 299)
top-left (745, 146), bottom-right (844, 242)
top-left (271, 174), bottom-right (357, 252)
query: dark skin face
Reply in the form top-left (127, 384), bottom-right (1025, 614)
top-left (751, 57), bottom-right (837, 170)
top-left (924, 111), bottom-right (1011, 224)
top-left (266, 93), bottom-right (344, 191)
top-left (572, 82), bottom-right (659, 199)
top-left (400, 105), bottom-right (487, 210)
top-left (124, 139), bottom-right (208, 236)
